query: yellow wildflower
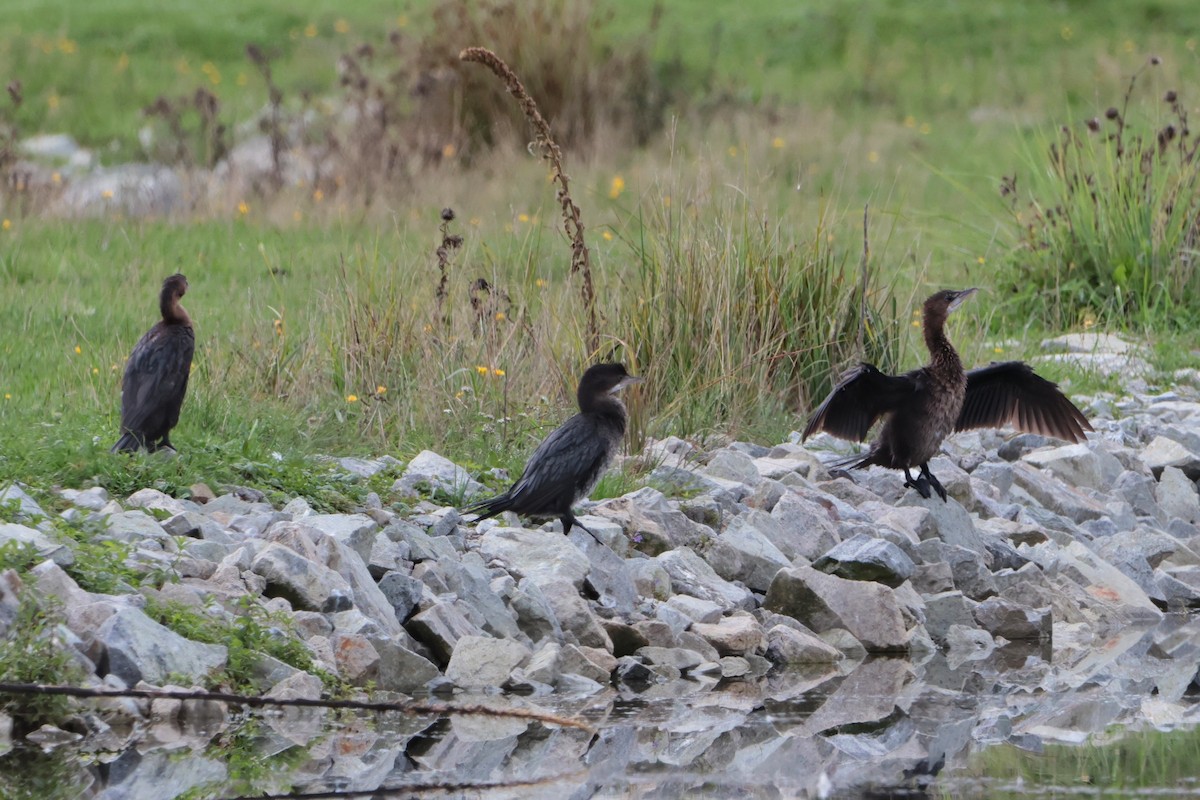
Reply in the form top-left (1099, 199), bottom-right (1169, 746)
top-left (495, 312), bottom-right (506, 321)
top-left (1122, 40), bottom-right (1135, 54)
top-left (1060, 26), bottom-right (1073, 41)
top-left (346, 394), bottom-right (358, 403)
top-left (74, 345), bottom-right (82, 355)
top-left (535, 278), bottom-right (547, 288)
top-left (728, 145), bottom-right (738, 157)
top-left (176, 58), bottom-right (191, 75)
top-left (771, 137), bottom-right (785, 149)
top-left (868, 151), bottom-right (879, 163)
top-left (47, 92), bottom-right (60, 111)
top-left (237, 201), bottom-right (249, 215)
top-left (919, 122), bottom-right (931, 135)
top-left (51, 172), bottom-right (61, 184)
top-left (334, 18), bottom-right (350, 34)
top-left (602, 231), bottom-right (614, 241)
top-left (92, 367), bottom-right (99, 375)
top-left (475, 366), bottom-right (488, 375)
top-left (116, 52), bottom-right (129, 72)
top-left (293, 210), bottom-right (302, 222)
top-left (663, 196), bottom-right (671, 208)
top-left (517, 213), bottom-right (530, 223)
top-left (493, 369), bottom-right (505, 377)
top-left (442, 143), bottom-right (456, 158)
top-left (994, 347), bottom-right (1004, 354)
top-left (609, 175), bottom-right (625, 199)
top-left (3, 394), bottom-right (9, 400)
top-left (977, 256), bottom-right (986, 265)
top-left (1, 219), bottom-right (10, 231)
top-left (57, 38), bottom-right (77, 54)
top-left (236, 72), bottom-right (248, 86)
top-left (313, 189), bottom-right (324, 202)
top-left (304, 23), bottom-right (318, 37)
top-left (469, 217), bottom-right (481, 226)
top-left (376, 385), bottom-right (387, 395)
top-left (101, 189), bottom-right (114, 199)
top-left (396, 15), bottom-right (409, 27)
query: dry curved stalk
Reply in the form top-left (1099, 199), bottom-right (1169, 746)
top-left (459, 46), bottom-right (599, 353)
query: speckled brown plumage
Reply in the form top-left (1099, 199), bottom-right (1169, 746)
top-left (803, 289), bottom-right (1092, 500)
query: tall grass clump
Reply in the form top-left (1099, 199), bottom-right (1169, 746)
top-left (623, 193), bottom-right (904, 439)
top-left (998, 59), bottom-right (1200, 331)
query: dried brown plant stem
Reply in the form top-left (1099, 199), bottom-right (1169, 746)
top-left (459, 46), bottom-right (599, 353)
top-left (0, 681), bottom-right (596, 733)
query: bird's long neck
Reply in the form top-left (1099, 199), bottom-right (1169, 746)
top-left (923, 311), bottom-right (963, 377)
top-left (579, 393), bottom-right (628, 429)
top-left (160, 291), bottom-right (191, 327)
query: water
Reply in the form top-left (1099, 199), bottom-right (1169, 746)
top-left (2, 617), bottom-right (1199, 799)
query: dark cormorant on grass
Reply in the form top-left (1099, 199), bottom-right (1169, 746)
top-left (465, 363), bottom-right (643, 540)
top-left (802, 288), bottom-right (1092, 500)
top-left (111, 273), bottom-right (195, 453)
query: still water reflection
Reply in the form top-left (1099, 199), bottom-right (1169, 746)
top-left (3, 615), bottom-right (1200, 799)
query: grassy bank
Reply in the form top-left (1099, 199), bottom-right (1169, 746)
top-left (1, 0), bottom-right (1199, 503)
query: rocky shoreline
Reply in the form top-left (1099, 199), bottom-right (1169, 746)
top-left (2, 335), bottom-right (1200, 767)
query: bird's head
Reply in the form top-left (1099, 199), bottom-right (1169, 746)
top-left (923, 287), bottom-right (977, 327)
top-left (162, 273), bottom-right (189, 299)
top-left (577, 363), bottom-right (643, 409)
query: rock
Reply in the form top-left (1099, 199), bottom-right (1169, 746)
top-left (655, 548), bottom-right (755, 611)
top-left (922, 591), bottom-right (979, 646)
top-left (627, 559), bottom-right (672, 600)
top-left (665, 594), bottom-right (724, 624)
top-left (407, 603), bottom-right (485, 665)
top-left (377, 571), bottom-right (423, 622)
top-left (944, 625), bottom-right (995, 666)
top-left (250, 543), bottom-right (353, 613)
top-left (445, 636), bottom-right (531, 690)
top-left (764, 566), bottom-right (909, 651)
top-left (0, 484), bottom-right (47, 520)
top-left (592, 489), bottom-right (713, 553)
top-left (0, 522), bottom-right (74, 567)
top-left (1022, 444), bottom-right (1123, 492)
top-left (393, 450), bottom-right (485, 498)
top-left (917, 540), bottom-right (997, 601)
top-left (1157, 467), bottom-right (1200, 523)
top-left (53, 164), bottom-right (184, 218)
top-left (331, 633), bottom-right (380, 684)
top-left (266, 671), bottom-right (324, 701)
top-left (701, 449), bottom-right (762, 486)
top-left (765, 624), bottom-right (843, 664)
top-left (769, 492), bottom-right (842, 560)
top-left (1141, 436), bottom-right (1200, 480)
top-left (20, 133), bottom-right (80, 160)
top-left (539, 578), bottom-right (610, 648)
top-left (813, 533), bottom-right (915, 588)
top-left (973, 597), bottom-right (1051, 641)
top-left (558, 643), bottom-right (612, 683)
top-left (899, 494), bottom-right (988, 554)
top-left (98, 607), bottom-right (227, 686)
top-left (374, 639), bottom-right (441, 693)
top-left (300, 514), bottom-right (378, 563)
top-left (690, 614), bottom-right (765, 656)
top-left (478, 527), bottom-right (590, 591)
top-left (636, 646), bottom-right (704, 672)
top-left (705, 518), bottom-right (791, 592)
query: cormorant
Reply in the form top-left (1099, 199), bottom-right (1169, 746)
top-left (111, 273), bottom-right (195, 453)
top-left (465, 363), bottom-right (643, 540)
top-left (802, 288), bottom-right (1092, 500)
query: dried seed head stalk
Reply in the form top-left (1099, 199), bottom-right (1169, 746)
top-left (459, 46), bottom-right (598, 352)
top-left (435, 207), bottom-right (463, 328)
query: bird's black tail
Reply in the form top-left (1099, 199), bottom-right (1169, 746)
top-left (463, 493), bottom-right (511, 523)
top-left (110, 432), bottom-right (144, 453)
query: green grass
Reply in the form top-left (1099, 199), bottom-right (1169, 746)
top-left (1, 0), bottom-right (1198, 501)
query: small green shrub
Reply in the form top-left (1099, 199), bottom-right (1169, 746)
top-left (998, 60), bottom-right (1200, 330)
top-left (0, 592), bottom-right (86, 729)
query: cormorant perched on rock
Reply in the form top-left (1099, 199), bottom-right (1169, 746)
top-left (802, 288), bottom-right (1092, 500)
top-left (111, 273), bottom-right (195, 453)
top-left (465, 363), bottom-right (643, 539)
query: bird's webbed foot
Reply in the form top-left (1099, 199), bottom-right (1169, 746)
top-left (919, 463), bottom-right (948, 502)
top-left (902, 468), bottom-right (933, 499)
top-left (561, 511), bottom-right (603, 544)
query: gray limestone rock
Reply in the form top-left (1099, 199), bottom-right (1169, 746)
top-left (374, 639), bottom-right (441, 693)
top-left (813, 533), bottom-right (915, 588)
top-left (377, 571), bottom-right (424, 622)
top-left (478, 527), bottom-right (590, 591)
top-left (922, 591), bottom-right (979, 646)
top-left (1157, 466), bottom-right (1200, 523)
top-left (764, 624), bottom-right (843, 664)
top-left (705, 518), bottom-right (791, 592)
top-left (666, 594), bottom-right (724, 624)
top-left (445, 636), bottom-right (531, 690)
top-left (769, 491), bottom-right (842, 561)
top-left (689, 613), bottom-right (766, 656)
top-left (1022, 444), bottom-right (1123, 492)
top-left (1142, 436), bottom-right (1200, 480)
top-left (98, 607), bottom-right (227, 686)
top-left (406, 603), bottom-right (485, 665)
top-left (0, 522), bottom-right (74, 568)
top-left (973, 597), bottom-right (1051, 641)
top-left (539, 578), bottom-right (611, 649)
top-left (250, 542), bottom-right (354, 613)
top-left (655, 548), bottom-right (755, 611)
top-left (393, 450), bottom-right (486, 498)
top-left (636, 645), bottom-right (704, 672)
top-left (764, 566), bottom-right (909, 652)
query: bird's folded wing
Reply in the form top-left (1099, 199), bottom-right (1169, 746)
top-left (121, 329), bottom-right (192, 432)
top-left (506, 416), bottom-right (610, 510)
top-left (956, 361), bottom-right (1093, 442)
top-left (802, 363), bottom-right (920, 442)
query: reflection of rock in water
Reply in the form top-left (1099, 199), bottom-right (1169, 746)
top-left (7, 616), bottom-right (1200, 797)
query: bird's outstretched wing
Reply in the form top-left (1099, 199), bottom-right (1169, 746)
top-left (802, 363), bottom-right (921, 442)
top-left (956, 361), bottom-right (1092, 442)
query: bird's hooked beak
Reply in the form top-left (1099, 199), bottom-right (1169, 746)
top-left (611, 374), bottom-right (644, 393)
top-left (948, 287), bottom-right (979, 312)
